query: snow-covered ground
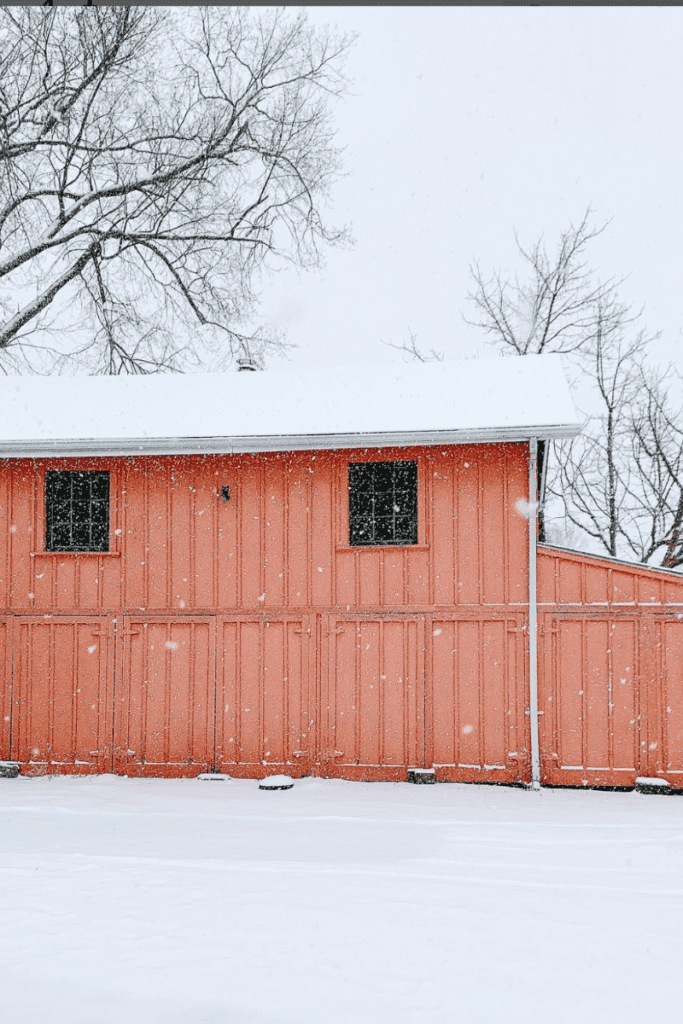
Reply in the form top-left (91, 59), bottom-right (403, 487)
top-left (2, 776), bottom-right (682, 1024)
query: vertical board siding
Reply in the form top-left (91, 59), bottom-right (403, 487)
top-left (506, 454), bottom-right (529, 605)
top-left (10, 617), bottom-right (111, 773)
top-left (116, 618), bottom-right (215, 776)
top-left (3, 463), bottom-right (683, 785)
top-left (481, 455), bottom-right (506, 605)
top-left (538, 546), bottom-right (683, 608)
top-left (431, 457), bottom-right (456, 606)
top-left (285, 464), bottom-right (310, 607)
top-left (662, 621), bottom-right (683, 776)
top-left (217, 462), bottom-right (238, 609)
top-left (10, 468), bottom-right (33, 608)
top-left (215, 615), bottom-right (311, 777)
top-left (0, 618), bottom-right (10, 759)
top-left (0, 471), bottom-right (8, 607)
top-left (311, 464), bottom-right (333, 607)
top-left (169, 466), bottom-right (192, 612)
top-left (430, 615), bottom-right (527, 784)
top-left (540, 615), bottom-right (642, 786)
top-left (456, 459), bottom-right (481, 605)
top-left (0, 445), bottom-right (530, 615)
top-left (1, 444), bottom-right (533, 780)
top-left (324, 614), bottom-right (426, 780)
top-left (263, 463), bottom-right (286, 609)
top-left (538, 547), bottom-right (683, 787)
top-left (193, 468), bottom-right (219, 609)
top-left (239, 459), bottom-right (263, 609)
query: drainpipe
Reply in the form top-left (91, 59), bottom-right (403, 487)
top-left (528, 437), bottom-right (541, 790)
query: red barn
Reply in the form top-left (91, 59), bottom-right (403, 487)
top-left (1, 356), bottom-right (682, 787)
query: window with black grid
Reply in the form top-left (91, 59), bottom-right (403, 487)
top-left (45, 471), bottom-right (110, 552)
top-left (348, 461), bottom-right (418, 547)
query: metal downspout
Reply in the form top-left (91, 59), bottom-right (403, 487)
top-left (528, 437), bottom-right (541, 790)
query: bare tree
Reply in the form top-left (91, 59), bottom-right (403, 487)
top-left (549, 300), bottom-right (647, 558)
top-left (0, 6), bottom-right (352, 373)
top-left (554, 355), bottom-right (683, 569)
top-left (625, 369), bottom-right (683, 568)
top-left (466, 209), bottom-right (637, 357)
top-left (463, 211), bottom-right (683, 568)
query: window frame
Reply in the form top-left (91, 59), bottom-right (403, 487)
top-left (44, 469), bottom-right (111, 554)
top-left (346, 458), bottom-right (420, 549)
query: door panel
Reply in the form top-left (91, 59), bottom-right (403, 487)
top-left (215, 616), bottom-right (312, 777)
top-left (0, 619), bottom-right (10, 761)
top-left (662, 620), bottom-right (683, 777)
top-left (11, 616), bottom-right (111, 772)
top-left (430, 615), bottom-right (527, 783)
top-left (324, 615), bottom-right (426, 779)
top-left (539, 614), bottom-right (642, 786)
top-left (116, 618), bottom-right (215, 775)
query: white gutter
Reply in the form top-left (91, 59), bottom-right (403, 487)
top-left (528, 437), bottom-right (541, 790)
top-left (0, 423), bottom-right (582, 459)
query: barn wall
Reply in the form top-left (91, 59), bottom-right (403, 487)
top-left (0, 444), bottom-right (534, 781)
top-left (538, 546), bottom-right (683, 788)
top-left (6, 457), bottom-right (683, 789)
top-left (4, 460), bottom-right (683, 787)
top-left (0, 445), bottom-right (529, 613)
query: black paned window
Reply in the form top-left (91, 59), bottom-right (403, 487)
top-left (349, 461), bottom-right (418, 546)
top-left (46, 471), bottom-right (110, 552)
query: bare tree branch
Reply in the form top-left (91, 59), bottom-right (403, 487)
top-left (465, 210), bottom-right (638, 357)
top-left (382, 330), bottom-right (444, 364)
top-left (465, 212), bottom-right (683, 569)
top-left (0, 6), bottom-right (354, 372)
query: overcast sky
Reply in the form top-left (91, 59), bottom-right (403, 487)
top-left (256, 6), bottom-right (683, 372)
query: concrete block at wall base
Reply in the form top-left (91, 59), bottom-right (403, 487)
top-left (407, 768), bottom-right (436, 784)
top-left (0, 762), bottom-right (20, 779)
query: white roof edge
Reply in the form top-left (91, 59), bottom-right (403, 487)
top-left (0, 423), bottom-right (581, 459)
top-left (539, 542), bottom-right (683, 578)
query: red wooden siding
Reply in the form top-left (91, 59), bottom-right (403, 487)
top-left (324, 614), bottom-right (427, 780)
top-left (0, 444), bottom-right (535, 780)
top-left (216, 615), bottom-right (313, 777)
top-left (9, 616), bottom-right (112, 774)
top-left (430, 612), bottom-right (528, 784)
top-left (538, 547), bottom-right (683, 787)
top-left (0, 446), bottom-right (530, 615)
top-left (115, 618), bottom-right (215, 776)
top-left (0, 617), bottom-right (10, 760)
top-left (6, 450), bottom-right (683, 788)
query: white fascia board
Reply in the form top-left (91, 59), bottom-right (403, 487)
top-left (0, 422), bottom-right (582, 459)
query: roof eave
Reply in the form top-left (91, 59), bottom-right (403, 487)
top-left (0, 423), bottom-right (582, 459)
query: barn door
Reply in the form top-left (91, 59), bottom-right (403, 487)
top-left (9, 616), bottom-right (113, 773)
top-left (538, 613), bottom-right (642, 787)
top-left (0, 618), bottom-right (11, 762)
top-left (115, 617), bottom-right (215, 775)
top-left (215, 615), bottom-right (314, 777)
top-left (430, 614), bottom-right (528, 784)
top-left (322, 614), bottom-right (426, 780)
top-left (659, 617), bottom-right (683, 781)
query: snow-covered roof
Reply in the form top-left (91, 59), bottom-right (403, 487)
top-left (0, 354), bottom-right (581, 457)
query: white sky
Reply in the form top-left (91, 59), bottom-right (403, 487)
top-left (258, 6), bottom-right (683, 371)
